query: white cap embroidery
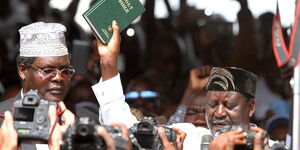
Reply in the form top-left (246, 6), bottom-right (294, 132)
top-left (19, 22), bottom-right (68, 57)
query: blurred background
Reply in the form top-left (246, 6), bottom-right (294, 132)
top-left (50, 0), bottom-right (296, 32)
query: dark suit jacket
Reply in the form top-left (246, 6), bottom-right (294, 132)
top-left (0, 93), bottom-right (20, 125)
top-left (0, 92), bottom-right (99, 126)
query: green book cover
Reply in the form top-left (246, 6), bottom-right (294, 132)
top-left (83, 0), bottom-right (145, 44)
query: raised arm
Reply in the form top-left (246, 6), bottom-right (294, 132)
top-left (92, 21), bottom-right (138, 127)
top-left (97, 20), bottom-right (120, 81)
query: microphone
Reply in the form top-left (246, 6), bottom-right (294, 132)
top-left (201, 135), bottom-right (214, 150)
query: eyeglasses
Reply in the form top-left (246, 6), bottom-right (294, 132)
top-left (125, 91), bottom-right (158, 100)
top-left (27, 65), bottom-right (75, 78)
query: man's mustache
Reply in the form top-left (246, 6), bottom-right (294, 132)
top-left (211, 117), bottom-right (229, 124)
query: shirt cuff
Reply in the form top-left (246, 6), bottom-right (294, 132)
top-left (92, 74), bottom-right (124, 106)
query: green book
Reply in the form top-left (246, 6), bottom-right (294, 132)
top-left (83, 0), bottom-right (145, 44)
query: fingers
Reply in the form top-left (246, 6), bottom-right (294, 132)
top-left (218, 130), bottom-right (247, 145)
top-left (98, 20), bottom-right (120, 54)
top-left (229, 131), bottom-right (247, 145)
top-left (4, 111), bottom-right (17, 140)
top-left (61, 109), bottom-right (75, 125)
top-left (57, 102), bottom-right (75, 132)
top-left (253, 133), bottom-right (263, 150)
top-left (223, 131), bottom-right (247, 145)
top-left (48, 104), bottom-right (62, 150)
top-left (172, 127), bottom-right (186, 144)
top-left (158, 127), bottom-right (169, 148)
top-left (110, 123), bottom-right (131, 150)
top-left (4, 111), bottom-right (17, 136)
top-left (0, 129), bottom-right (2, 146)
top-left (250, 126), bottom-right (264, 132)
top-left (227, 136), bottom-right (246, 145)
top-left (172, 127), bottom-right (186, 150)
top-left (189, 66), bottom-right (213, 90)
top-left (57, 102), bottom-right (75, 123)
top-left (96, 126), bottom-right (115, 150)
top-left (0, 111), bottom-right (18, 150)
top-left (158, 127), bottom-right (175, 149)
top-left (196, 65), bottom-right (213, 78)
top-left (111, 20), bottom-right (120, 45)
top-left (226, 128), bottom-right (244, 134)
top-left (251, 127), bottom-right (268, 150)
top-left (57, 101), bottom-right (67, 111)
top-left (48, 105), bottom-right (57, 129)
top-left (4, 111), bottom-right (14, 129)
top-left (110, 123), bottom-right (128, 137)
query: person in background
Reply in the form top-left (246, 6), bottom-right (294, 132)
top-left (184, 90), bottom-right (207, 128)
top-left (167, 65), bottom-right (211, 126)
top-left (125, 75), bottom-right (163, 118)
top-left (265, 114), bottom-right (289, 143)
top-left (65, 78), bottom-right (99, 115)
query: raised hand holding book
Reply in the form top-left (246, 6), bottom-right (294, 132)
top-left (83, 0), bottom-right (145, 44)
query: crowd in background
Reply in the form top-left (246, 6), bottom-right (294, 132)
top-left (0, 0), bottom-right (292, 143)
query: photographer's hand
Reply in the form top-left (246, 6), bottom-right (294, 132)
top-left (0, 111), bottom-right (17, 150)
top-left (96, 20), bottom-right (121, 81)
top-left (110, 123), bottom-right (132, 150)
top-left (208, 129), bottom-right (247, 150)
top-left (250, 127), bottom-right (269, 150)
top-left (96, 126), bottom-right (115, 150)
top-left (158, 127), bottom-right (186, 150)
top-left (48, 102), bottom-right (75, 150)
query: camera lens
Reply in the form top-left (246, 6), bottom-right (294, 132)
top-left (78, 125), bottom-right (90, 137)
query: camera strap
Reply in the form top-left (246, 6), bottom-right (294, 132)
top-left (272, 0), bottom-right (300, 77)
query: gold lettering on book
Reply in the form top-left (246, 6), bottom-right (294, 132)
top-left (118, 0), bottom-right (134, 14)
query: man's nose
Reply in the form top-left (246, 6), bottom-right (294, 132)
top-left (51, 70), bottom-right (64, 81)
top-left (215, 104), bottom-right (226, 118)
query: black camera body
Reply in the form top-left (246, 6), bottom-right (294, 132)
top-left (61, 117), bottom-right (127, 150)
top-left (218, 125), bottom-right (257, 150)
top-left (12, 89), bottom-right (56, 141)
top-left (130, 117), bottom-right (177, 150)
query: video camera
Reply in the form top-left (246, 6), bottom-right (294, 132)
top-left (61, 117), bottom-right (127, 150)
top-left (130, 117), bottom-right (177, 150)
top-left (12, 89), bottom-right (56, 141)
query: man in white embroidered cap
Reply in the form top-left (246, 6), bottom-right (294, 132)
top-left (18, 22), bottom-right (73, 102)
top-left (0, 22), bottom-right (77, 149)
top-left (0, 22), bottom-right (99, 126)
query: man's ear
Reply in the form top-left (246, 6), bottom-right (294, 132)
top-left (18, 64), bottom-right (27, 80)
top-left (248, 98), bottom-right (256, 117)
